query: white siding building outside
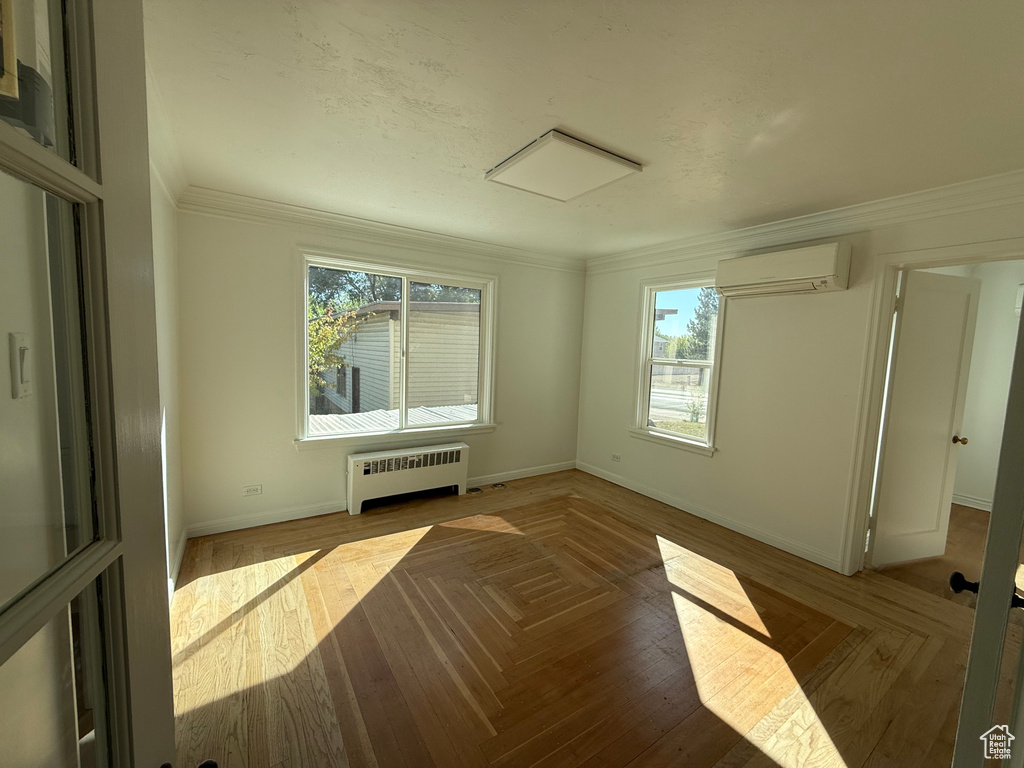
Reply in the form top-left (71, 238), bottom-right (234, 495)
top-left (313, 300), bottom-right (480, 434)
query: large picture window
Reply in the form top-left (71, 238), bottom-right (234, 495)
top-left (635, 280), bottom-right (725, 453)
top-left (303, 257), bottom-right (493, 438)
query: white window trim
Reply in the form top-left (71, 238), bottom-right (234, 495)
top-left (632, 273), bottom-right (726, 456)
top-left (296, 250), bottom-right (497, 442)
top-left (295, 422), bottom-right (498, 451)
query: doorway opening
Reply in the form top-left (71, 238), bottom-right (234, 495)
top-left (868, 258), bottom-right (1024, 585)
top-left (866, 257), bottom-right (1024, 726)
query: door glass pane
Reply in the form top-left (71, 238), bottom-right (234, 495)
top-left (648, 364), bottom-right (710, 440)
top-left (0, 579), bottom-right (111, 767)
top-left (307, 265), bottom-right (401, 435)
top-left (407, 282), bottom-right (480, 426)
top-left (992, 531), bottom-right (1024, 733)
top-left (0, 0), bottom-right (73, 160)
top-left (0, 169), bottom-right (94, 609)
top-left (653, 287), bottom-right (719, 361)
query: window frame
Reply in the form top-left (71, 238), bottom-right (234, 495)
top-left (631, 274), bottom-right (726, 456)
top-left (298, 251), bottom-right (497, 443)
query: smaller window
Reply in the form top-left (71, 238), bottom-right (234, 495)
top-left (336, 366), bottom-right (347, 397)
top-left (636, 282), bottom-right (724, 451)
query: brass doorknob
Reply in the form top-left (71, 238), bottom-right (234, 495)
top-left (953, 435), bottom-right (969, 445)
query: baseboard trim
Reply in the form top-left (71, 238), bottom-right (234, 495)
top-left (575, 461), bottom-right (843, 572)
top-left (180, 462), bottom-right (579, 541)
top-left (186, 498), bottom-right (348, 539)
top-left (952, 493), bottom-right (993, 513)
top-left (469, 461), bottom-right (578, 487)
top-left (168, 527), bottom-right (188, 593)
top-left (167, 527), bottom-right (188, 602)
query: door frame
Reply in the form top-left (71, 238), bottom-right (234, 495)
top-left (841, 238), bottom-right (1024, 575)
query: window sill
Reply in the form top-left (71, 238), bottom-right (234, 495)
top-left (628, 427), bottom-right (716, 457)
top-left (295, 423), bottom-right (497, 451)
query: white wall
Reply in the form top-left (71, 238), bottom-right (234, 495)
top-left (953, 260), bottom-right (1024, 510)
top-left (577, 202), bottom-right (1024, 572)
top-left (0, 609), bottom-right (79, 768)
top-left (150, 171), bottom-right (186, 585)
top-left (177, 209), bottom-right (585, 535)
top-left (147, 61), bottom-right (189, 589)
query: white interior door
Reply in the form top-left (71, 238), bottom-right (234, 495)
top-left (871, 270), bottom-right (981, 567)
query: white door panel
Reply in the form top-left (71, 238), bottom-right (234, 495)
top-left (872, 270), bottom-right (980, 567)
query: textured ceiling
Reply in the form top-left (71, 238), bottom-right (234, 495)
top-left (143, 0), bottom-right (1024, 261)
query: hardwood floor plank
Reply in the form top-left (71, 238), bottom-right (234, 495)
top-left (860, 637), bottom-right (967, 768)
top-left (353, 564), bottom-right (489, 767)
top-left (307, 560), bottom-right (408, 767)
top-left (171, 470), bottom-right (977, 768)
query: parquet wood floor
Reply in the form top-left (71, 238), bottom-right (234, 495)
top-left (875, 503), bottom-right (990, 607)
top-left (171, 470), bottom-right (979, 767)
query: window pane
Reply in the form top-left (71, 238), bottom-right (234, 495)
top-left (647, 364), bottom-right (710, 441)
top-left (652, 286), bottom-right (719, 362)
top-left (407, 282), bottom-right (480, 426)
top-left (0, 0), bottom-right (73, 160)
top-left (0, 580), bottom-right (112, 766)
top-left (307, 266), bottom-right (402, 435)
top-left (1, 169), bottom-right (95, 609)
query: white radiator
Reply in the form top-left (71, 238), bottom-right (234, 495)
top-left (346, 442), bottom-right (469, 515)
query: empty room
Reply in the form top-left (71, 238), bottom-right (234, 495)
top-left (2, 1), bottom-right (1024, 767)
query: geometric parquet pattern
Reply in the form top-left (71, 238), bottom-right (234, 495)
top-left (171, 470), bottom-right (977, 768)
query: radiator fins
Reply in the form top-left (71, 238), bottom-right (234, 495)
top-left (363, 449), bottom-right (462, 475)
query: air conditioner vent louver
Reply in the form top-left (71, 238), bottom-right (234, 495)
top-left (347, 442), bottom-right (469, 514)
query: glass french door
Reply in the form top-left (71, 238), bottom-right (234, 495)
top-left (953, 304), bottom-right (1024, 766)
top-left (0, 0), bottom-right (175, 765)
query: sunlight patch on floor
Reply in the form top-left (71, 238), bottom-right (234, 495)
top-left (657, 535), bottom-right (771, 638)
top-left (659, 537), bottom-right (847, 767)
top-left (172, 528), bottom-right (435, 716)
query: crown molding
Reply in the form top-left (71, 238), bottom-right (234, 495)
top-left (177, 186), bottom-right (586, 274)
top-left (586, 169), bottom-right (1024, 275)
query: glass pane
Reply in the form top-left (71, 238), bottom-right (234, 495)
top-left (652, 286), bottom-right (719, 362)
top-left (407, 281), bottom-right (481, 426)
top-left (0, 169), bottom-right (95, 609)
top-left (647, 364), bottom-right (711, 441)
top-left (0, 580), bottom-right (111, 767)
top-left (307, 265), bottom-right (402, 435)
top-left (992, 526), bottom-right (1024, 732)
top-left (0, 0), bottom-right (72, 160)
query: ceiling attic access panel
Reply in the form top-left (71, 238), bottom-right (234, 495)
top-left (485, 130), bottom-right (642, 202)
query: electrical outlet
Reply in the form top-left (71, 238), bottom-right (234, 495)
top-left (611, 453), bottom-right (621, 462)
top-left (243, 484), bottom-right (262, 497)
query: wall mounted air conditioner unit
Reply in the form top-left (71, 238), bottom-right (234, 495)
top-left (715, 242), bottom-right (851, 298)
top-left (346, 442), bottom-right (469, 515)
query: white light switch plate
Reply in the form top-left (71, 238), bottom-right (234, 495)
top-left (9, 333), bottom-right (30, 399)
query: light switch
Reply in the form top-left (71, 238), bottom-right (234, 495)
top-left (9, 333), bottom-right (30, 399)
